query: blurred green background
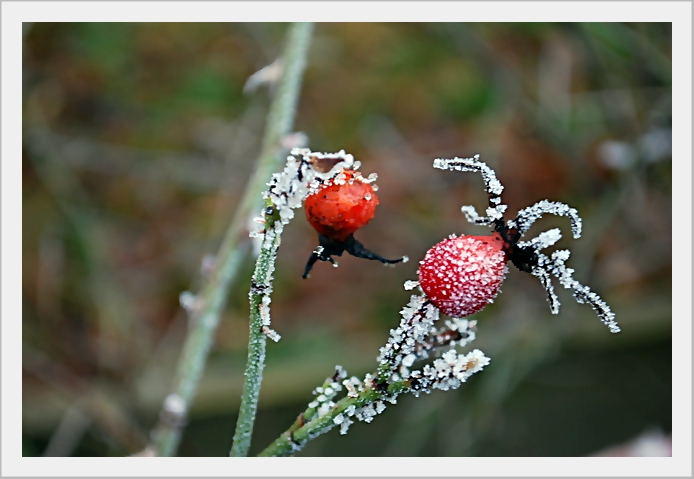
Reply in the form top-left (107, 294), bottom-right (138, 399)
top-left (22, 22), bottom-right (672, 457)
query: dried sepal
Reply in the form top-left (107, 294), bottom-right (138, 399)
top-left (541, 250), bottom-right (620, 333)
top-left (531, 266), bottom-right (560, 314)
top-left (434, 155), bottom-right (508, 225)
top-left (508, 200), bottom-right (583, 240)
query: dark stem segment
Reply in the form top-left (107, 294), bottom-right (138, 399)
top-left (303, 234), bottom-right (406, 278)
top-left (493, 223), bottom-right (538, 274)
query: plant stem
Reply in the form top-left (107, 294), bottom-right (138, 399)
top-left (150, 22), bottom-right (314, 457)
top-left (229, 22), bottom-right (314, 457)
top-left (257, 380), bottom-right (410, 457)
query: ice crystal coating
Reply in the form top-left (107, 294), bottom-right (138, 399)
top-left (249, 149), bottom-right (357, 342)
top-left (339, 417), bottom-right (354, 435)
top-left (342, 380), bottom-right (357, 397)
top-left (508, 200), bottom-right (582, 239)
top-left (262, 326), bottom-right (281, 342)
top-left (431, 154), bottom-right (619, 333)
top-left (421, 348), bottom-right (490, 391)
top-left (303, 167), bottom-right (377, 242)
top-left (538, 250), bottom-right (621, 333)
top-left (163, 393), bottom-right (186, 416)
top-left (376, 294), bottom-right (441, 381)
top-left (285, 291), bottom-right (488, 447)
top-left (179, 291), bottom-right (197, 314)
top-left (517, 228), bottom-right (562, 251)
top-left (417, 235), bottom-right (508, 318)
top-left (434, 155), bottom-right (506, 225)
top-left (262, 148), bottom-right (356, 233)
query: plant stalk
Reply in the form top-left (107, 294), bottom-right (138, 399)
top-left (229, 21), bottom-right (314, 457)
top-left (150, 21), bottom-right (313, 457)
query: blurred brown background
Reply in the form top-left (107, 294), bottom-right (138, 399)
top-left (22, 22), bottom-right (671, 457)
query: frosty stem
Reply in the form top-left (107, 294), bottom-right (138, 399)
top-left (229, 22), bottom-right (314, 457)
top-left (257, 379), bottom-right (411, 457)
top-left (149, 22), bottom-right (313, 458)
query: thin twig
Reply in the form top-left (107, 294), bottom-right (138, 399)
top-left (229, 23), bottom-right (315, 456)
top-left (257, 380), bottom-right (411, 457)
top-left (149, 22), bottom-right (314, 457)
top-left (42, 403), bottom-right (92, 457)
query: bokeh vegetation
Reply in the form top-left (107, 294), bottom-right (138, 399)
top-left (23, 22), bottom-right (671, 457)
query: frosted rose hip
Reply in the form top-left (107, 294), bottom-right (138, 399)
top-left (301, 167), bottom-right (406, 278)
top-left (304, 170), bottom-right (378, 242)
top-left (417, 233), bottom-right (508, 317)
top-left (412, 154), bottom-right (619, 333)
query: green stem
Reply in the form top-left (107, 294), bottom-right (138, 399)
top-left (229, 22), bottom-right (314, 458)
top-left (150, 22), bottom-right (314, 457)
top-left (258, 380), bottom-right (410, 457)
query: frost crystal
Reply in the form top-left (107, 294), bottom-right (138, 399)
top-left (376, 293), bottom-right (441, 382)
top-left (508, 200), bottom-right (582, 239)
top-left (435, 155), bottom-right (506, 226)
top-left (517, 228), bottom-right (562, 251)
top-left (413, 348), bottom-right (490, 392)
top-left (339, 417), bottom-right (354, 435)
top-left (163, 393), bottom-right (186, 417)
top-left (343, 380), bottom-right (359, 398)
top-left (262, 326), bottom-right (281, 342)
top-left (539, 250), bottom-right (620, 333)
top-left (179, 291), bottom-right (197, 313)
top-left (402, 354), bottom-right (416, 367)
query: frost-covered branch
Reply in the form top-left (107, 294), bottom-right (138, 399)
top-left (230, 148), bottom-right (359, 456)
top-left (258, 287), bottom-right (490, 457)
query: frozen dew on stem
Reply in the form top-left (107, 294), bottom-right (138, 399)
top-left (178, 291), bottom-right (197, 314)
top-left (163, 393), bottom-right (186, 417)
top-left (249, 149), bottom-right (358, 341)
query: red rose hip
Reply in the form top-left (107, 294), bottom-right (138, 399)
top-left (417, 233), bottom-right (508, 317)
top-left (301, 168), bottom-right (406, 278)
top-left (304, 170), bottom-right (378, 242)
